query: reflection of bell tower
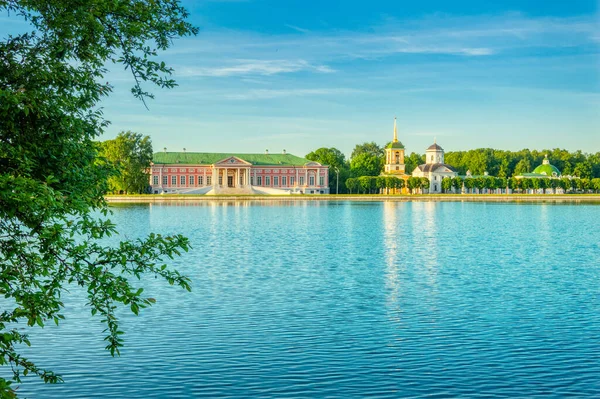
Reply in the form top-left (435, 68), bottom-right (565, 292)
top-left (384, 117), bottom-right (406, 174)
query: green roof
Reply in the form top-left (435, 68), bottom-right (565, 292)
top-left (152, 152), bottom-right (314, 166)
top-left (386, 141), bottom-right (405, 149)
top-left (532, 163), bottom-right (561, 177)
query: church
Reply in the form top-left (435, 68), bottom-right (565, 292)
top-left (382, 117), bottom-right (411, 192)
top-left (149, 150), bottom-right (329, 195)
top-left (411, 141), bottom-right (458, 193)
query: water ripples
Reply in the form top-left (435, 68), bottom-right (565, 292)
top-left (10, 201), bottom-right (600, 398)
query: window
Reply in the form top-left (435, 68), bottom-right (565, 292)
top-left (396, 166), bottom-right (399, 170)
top-left (162, 176), bottom-right (168, 185)
top-left (251, 176), bottom-right (254, 185)
top-left (153, 176), bottom-right (159, 185)
top-left (282, 176), bottom-right (287, 186)
top-left (299, 176), bottom-right (305, 186)
top-left (309, 176), bottom-right (315, 186)
top-left (430, 155), bottom-right (433, 161)
top-left (180, 175), bottom-right (186, 185)
top-left (434, 176), bottom-right (437, 181)
top-left (207, 176), bottom-right (212, 185)
top-left (319, 176), bottom-right (325, 186)
top-left (395, 154), bottom-right (399, 163)
top-left (290, 176), bottom-right (295, 186)
top-left (273, 176), bottom-right (279, 186)
top-left (189, 176), bottom-right (195, 186)
top-left (265, 176), bottom-right (271, 186)
top-left (257, 176), bottom-right (262, 186)
top-left (198, 176), bottom-right (203, 186)
top-left (171, 176), bottom-right (176, 185)
top-left (239, 175), bottom-right (244, 186)
top-left (218, 176), bottom-right (222, 185)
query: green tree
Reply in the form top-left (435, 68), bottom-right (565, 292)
top-left (452, 176), bottom-right (463, 193)
top-left (420, 177), bottom-right (430, 194)
top-left (350, 142), bottom-right (384, 160)
top-left (441, 177), bottom-right (453, 193)
top-left (405, 152), bottom-right (425, 174)
top-left (345, 178), bottom-right (358, 194)
top-left (407, 176), bottom-right (419, 194)
top-left (464, 178), bottom-right (475, 194)
top-left (513, 159), bottom-right (531, 176)
top-left (350, 153), bottom-right (383, 177)
top-left (305, 147), bottom-right (349, 194)
top-left (100, 131), bottom-right (153, 194)
top-left (0, 1), bottom-right (197, 396)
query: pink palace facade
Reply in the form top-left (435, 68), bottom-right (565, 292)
top-left (149, 151), bottom-right (330, 195)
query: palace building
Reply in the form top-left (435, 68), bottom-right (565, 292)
top-left (149, 151), bottom-right (330, 195)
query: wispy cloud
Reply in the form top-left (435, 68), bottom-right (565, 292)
top-left (176, 59), bottom-right (335, 77)
top-left (168, 13), bottom-right (597, 64)
top-left (222, 88), bottom-right (364, 100)
top-left (285, 24), bottom-right (311, 34)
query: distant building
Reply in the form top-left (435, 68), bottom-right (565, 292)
top-left (149, 151), bottom-right (329, 195)
top-left (411, 141), bottom-right (458, 193)
top-left (382, 117), bottom-right (410, 192)
top-left (516, 155), bottom-right (561, 179)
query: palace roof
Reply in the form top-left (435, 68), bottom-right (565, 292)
top-left (153, 152), bottom-right (314, 166)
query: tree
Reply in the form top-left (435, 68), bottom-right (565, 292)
top-left (1, 1), bottom-right (197, 396)
top-left (420, 177), bottom-right (430, 194)
top-left (100, 131), bottom-right (153, 194)
top-left (358, 176), bottom-right (375, 194)
top-left (305, 147), bottom-right (349, 194)
top-left (452, 176), bottom-right (463, 193)
top-left (345, 178), bottom-right (358, 194)
top-left (513, 159), bottom-right (531, 176)
top-left (407, 177), bottom-right (420, 194)
top-left (485, 176), bottom-right (497, 194)
top-left (350, 153), bottom-right (383, 177)
top-left (405, 152), bottom-right (425, 174)
top-left (350, 142), bottom-right (384, 160)
top-left (441, 177), bottom-right (453, 193)
top-left (464, 178), bottom-right (475, 194)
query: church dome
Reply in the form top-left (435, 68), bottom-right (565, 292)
top-left (532, 156), bottom-right (560, 177)
top-left (427, 143), bottom-right (443, 151)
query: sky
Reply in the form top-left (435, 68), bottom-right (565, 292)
top-left (2, 0), bottom-right (599, 157)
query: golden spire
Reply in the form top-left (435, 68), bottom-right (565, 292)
top-left (393, 117), bottom-right (398, 143)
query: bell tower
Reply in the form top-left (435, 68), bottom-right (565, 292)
top-left (384, 117), bottom-right (406, 174)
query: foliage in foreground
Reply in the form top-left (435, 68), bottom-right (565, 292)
top-left (0, 0), bottom-right (197, 396)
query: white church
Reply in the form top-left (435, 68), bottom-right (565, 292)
top-left (412, 141), bottom-right (458, 193)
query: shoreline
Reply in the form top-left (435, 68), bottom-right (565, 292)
top-left (105, 194), bottom-right (600, 204)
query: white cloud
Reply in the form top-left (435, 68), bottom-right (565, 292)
top-left (222, 88), bottom-right (364, 100)
top-left (176, 59), bottom-right (335, 77)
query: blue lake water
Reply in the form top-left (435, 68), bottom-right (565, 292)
top-left (11, 201), bottom-right (600, 397)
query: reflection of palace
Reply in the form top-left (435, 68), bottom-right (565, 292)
top-left (149, 151), bottom-right (329, 195)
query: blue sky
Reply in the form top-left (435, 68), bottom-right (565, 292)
top-left (2, 0), bottom-right (599, 157)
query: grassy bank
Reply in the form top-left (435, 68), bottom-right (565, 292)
top-left (105, 194), bottom-right (600, 203)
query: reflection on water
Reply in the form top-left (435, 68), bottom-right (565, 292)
top-left (10, 201), bottom-right (600, 398)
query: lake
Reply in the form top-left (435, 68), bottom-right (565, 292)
top-left (13, 201), bottom-right (600, 397)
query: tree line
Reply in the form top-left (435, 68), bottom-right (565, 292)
top-left (305, 143), bottom-right (600, 194)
